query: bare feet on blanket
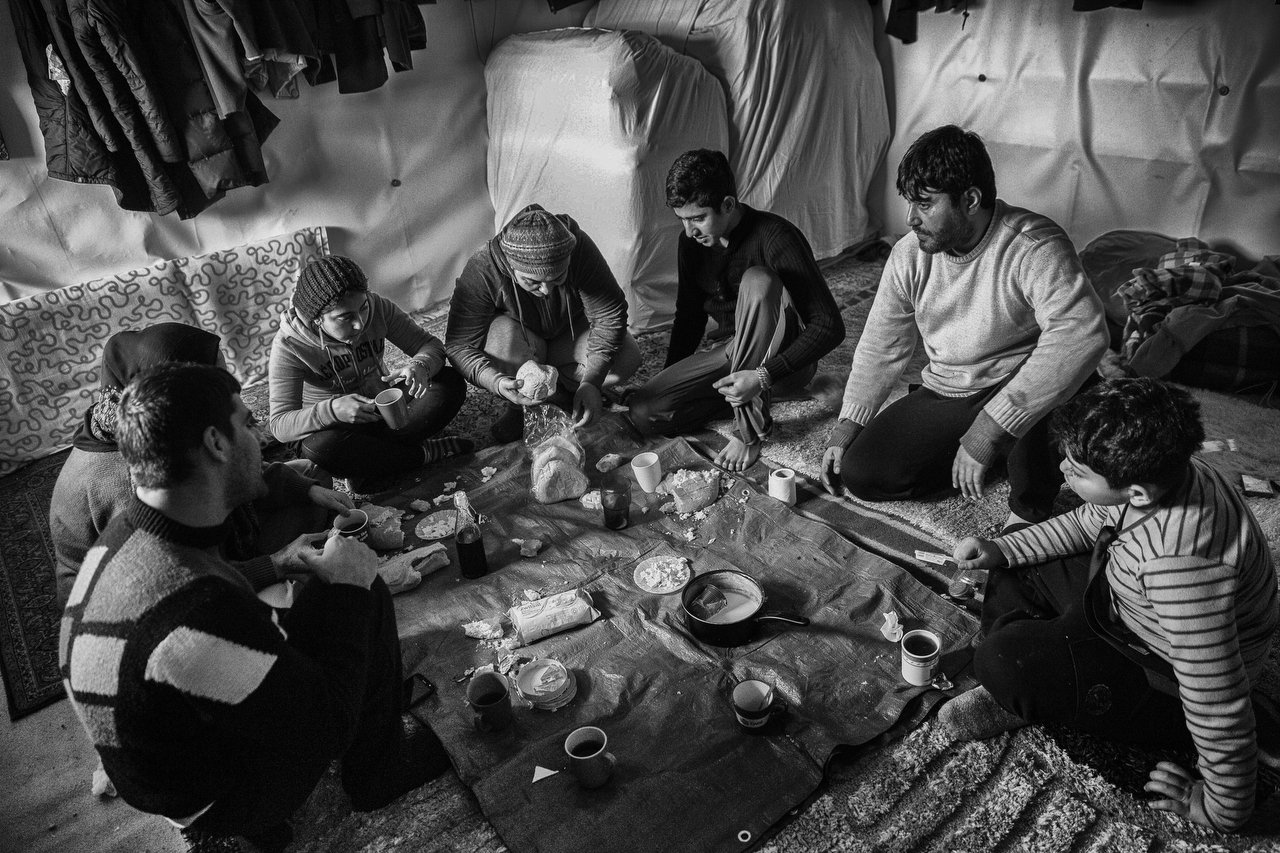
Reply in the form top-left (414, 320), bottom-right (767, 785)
top-left (714, 437), bottom-right (761, 472)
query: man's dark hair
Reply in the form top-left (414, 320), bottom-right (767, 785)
top-left (666, 149), bottom-right (737, 209)
top-left (117, 363), bottom-right (242, 489)
top-left (896, 125), bottom-right (997, 210)
top-left (1051, 378), bottom-right (1205, 491)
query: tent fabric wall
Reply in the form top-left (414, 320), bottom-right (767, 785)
top-left (0, 1), bottom-right (592, 309)
top-left (485, 27), bottom-right (729, 332)
top-left (875, 1), bottom-right (1280, 260)
top-left (585, 0), bottom-right (892, 260)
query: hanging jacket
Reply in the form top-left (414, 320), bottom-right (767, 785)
top-left (9, 0), bottom-right (150, 209)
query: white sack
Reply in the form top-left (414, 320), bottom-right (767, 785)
top-left (586, 0), bottom-right (892, 259)
top-left (485, 27), bottom-right (729, 332)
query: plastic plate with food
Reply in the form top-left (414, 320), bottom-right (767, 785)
top-left (633, 555), bottom-right (692, 594)
top-left (414, 509), bottom-right (457, 541)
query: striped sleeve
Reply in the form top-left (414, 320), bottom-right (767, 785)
top-left (1142, 553), bottom-right (1255, 831)
top-left (995, 502), bottom-right (1112, 566)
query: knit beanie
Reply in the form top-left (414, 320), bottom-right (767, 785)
top-left (293, 255), bottom-right (368, 322)
top-left (498, 205), bottom-right (577, 280)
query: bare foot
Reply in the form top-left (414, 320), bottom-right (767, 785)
top-left (713, 437), bottom-right (761, 472)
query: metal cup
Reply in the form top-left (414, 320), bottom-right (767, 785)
top-left (900, 629), bottom-right (941, 686)
top-left (564, 726), bottom-right (616, 789)
top-left (375, 387), bottom-right (410, 430)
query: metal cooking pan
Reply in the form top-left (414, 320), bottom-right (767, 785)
top-left (681, 569), bottom-right (809, 647)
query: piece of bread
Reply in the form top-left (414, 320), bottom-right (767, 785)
top-left (516, 360), bottom-right (559, 402)
top-left (531, 435), bottom-right (583, 470)
top-left (532, 458), bottom-right (589, 503)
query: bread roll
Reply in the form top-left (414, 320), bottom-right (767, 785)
top-left (516, 360), bottom-right (559, 402)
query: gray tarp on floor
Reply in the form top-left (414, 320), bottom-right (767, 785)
top-left (383, 419), bottom-right (978, 853)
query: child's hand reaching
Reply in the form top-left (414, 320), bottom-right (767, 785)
top-left (952, 537), bottom-right (1009, 572)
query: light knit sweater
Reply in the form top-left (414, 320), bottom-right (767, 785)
top-left (996, 459), bottom-right (1278, 832)
top-left (837, 201), bottom-right (1108, 463)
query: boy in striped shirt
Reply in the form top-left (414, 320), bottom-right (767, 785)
top-left (941, 377), bottom-right (1277, 832)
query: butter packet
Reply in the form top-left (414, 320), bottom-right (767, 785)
top-left (508, 589), bottom-right (600, 646)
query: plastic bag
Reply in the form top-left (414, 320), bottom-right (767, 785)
top-left (524, 404), bottom-right (589, 503)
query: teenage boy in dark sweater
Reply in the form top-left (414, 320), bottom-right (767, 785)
top-left (60, 363), bottom-right (448, 852)
top-left (627, 149), bottom-right (845, 471)
top-left (940, 378), bottom-right (1278, 833)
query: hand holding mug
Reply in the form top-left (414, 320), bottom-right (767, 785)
top-left (332, 393), bottom-right (379, 424)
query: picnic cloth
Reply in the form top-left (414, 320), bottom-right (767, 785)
top-left (374, 419), bottom-right (979, 853)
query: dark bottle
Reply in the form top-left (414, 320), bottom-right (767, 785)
top-left (454, 491), bottom-right (489, 579)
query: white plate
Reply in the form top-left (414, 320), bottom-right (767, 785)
top-left (414, 509), bottom-right (457, 541)
top-left (633, 556), bottom-right (692, 595)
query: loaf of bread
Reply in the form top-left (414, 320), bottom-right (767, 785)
top-left (532, 457), bottom-right (589, 503)
top-left (516, 360), bottom-right (559, 402)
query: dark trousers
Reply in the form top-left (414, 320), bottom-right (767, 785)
top-left (629, 268), bottom-right (813, 445)
top-left (838, 373), bottom-right (1066, 522)
top-left (297, 365), bottom-right (466, 484)
top-left (191, 578), bottom-right (405, 837)
top-left (976, 554), bottom-right (1189, 746)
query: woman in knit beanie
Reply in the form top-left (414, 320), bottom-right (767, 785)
top-left (269, 255), bottom-right (473, 492)
top-left (445, 203), bottom-right (642, 442)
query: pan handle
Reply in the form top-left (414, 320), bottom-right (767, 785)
top-left (755, 611), bottom-right (810, 627)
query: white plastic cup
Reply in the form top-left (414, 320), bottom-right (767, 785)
top-left (900, 629), bottom-right (941, 686)
top-left (631, 452), bottom-right (663, 494)
top-left (768, 468), bottom-right (797, 505)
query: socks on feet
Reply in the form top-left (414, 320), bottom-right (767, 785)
top-left (421, 435), bottom-right (476, 465)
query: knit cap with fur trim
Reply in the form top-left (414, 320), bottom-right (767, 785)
top-left (293, 256), bottom-right (368, 321)
top-left (499, 205), bottom-right (577, 280)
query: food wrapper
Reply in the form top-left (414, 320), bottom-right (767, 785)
top-left (377, 543), bottom-right (449, 594)
top-left (508, 589), bottom-right (599, 646)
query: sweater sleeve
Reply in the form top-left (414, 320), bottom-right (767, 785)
top-left (838, 254), bottom-right (920, 424)
top-left (445, 258), bottom-right (506, 394)
top-left (760, 230), bottom-right (845, 379)
top-left (1144, 555), bottom-right (1257, 832)
top-left (994, 502), bottom-right (1111, 566)
top-left (381, 296), bottom-right (445, 377)
top-left (571, 230), bottom-right (628, 387)
top-left (267, 332), bottom-right (338, 443)
top-left (256, 461), bottom-right (317, 509)
top-left (664, 236), bottom-right (710, 367)
top-left (964, 236), bottom-right (1108, 453)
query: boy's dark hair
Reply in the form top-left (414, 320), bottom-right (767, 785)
top-left (666, 149), bottom-right (737, 209)
top-left (118, 363), bottom-right (242, 489)
top-left (896, 125), bottom-right (997, 210)
top-left (1051, 378), bottom-right (1205, 491)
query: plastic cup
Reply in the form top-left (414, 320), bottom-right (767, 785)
top-left (631, 452), bottom-right (662, 493)
top-left (375, 387), bottom-right (409, 430)
top-left (601, 475), bottom-right (631, 530)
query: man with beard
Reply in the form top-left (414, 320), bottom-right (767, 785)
top-left (60, 364), bottom-right (449, 851)
top-left (821, 125), bottom-right (1108, 527)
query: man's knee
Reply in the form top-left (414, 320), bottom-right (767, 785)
top-left (626, 388), bottom-right (664, 436)
top-left (484, 315), bottom-right (541, 371)
top-left (737, 266), bottom-right (783, 303)
top-left (607, 335), bottom-right (643, 386)
top-left (839, 443), bottom-right (908, 501)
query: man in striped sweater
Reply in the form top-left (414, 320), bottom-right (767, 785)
top-left (60, 363), bottom-right (449, 851)
top-left (628, 149), bottom-right (845, 472)
top-left (942, 378), bottom-right (1277, 832)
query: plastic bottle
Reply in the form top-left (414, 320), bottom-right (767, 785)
top-left (453, 491), bottom-right (489, 579)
